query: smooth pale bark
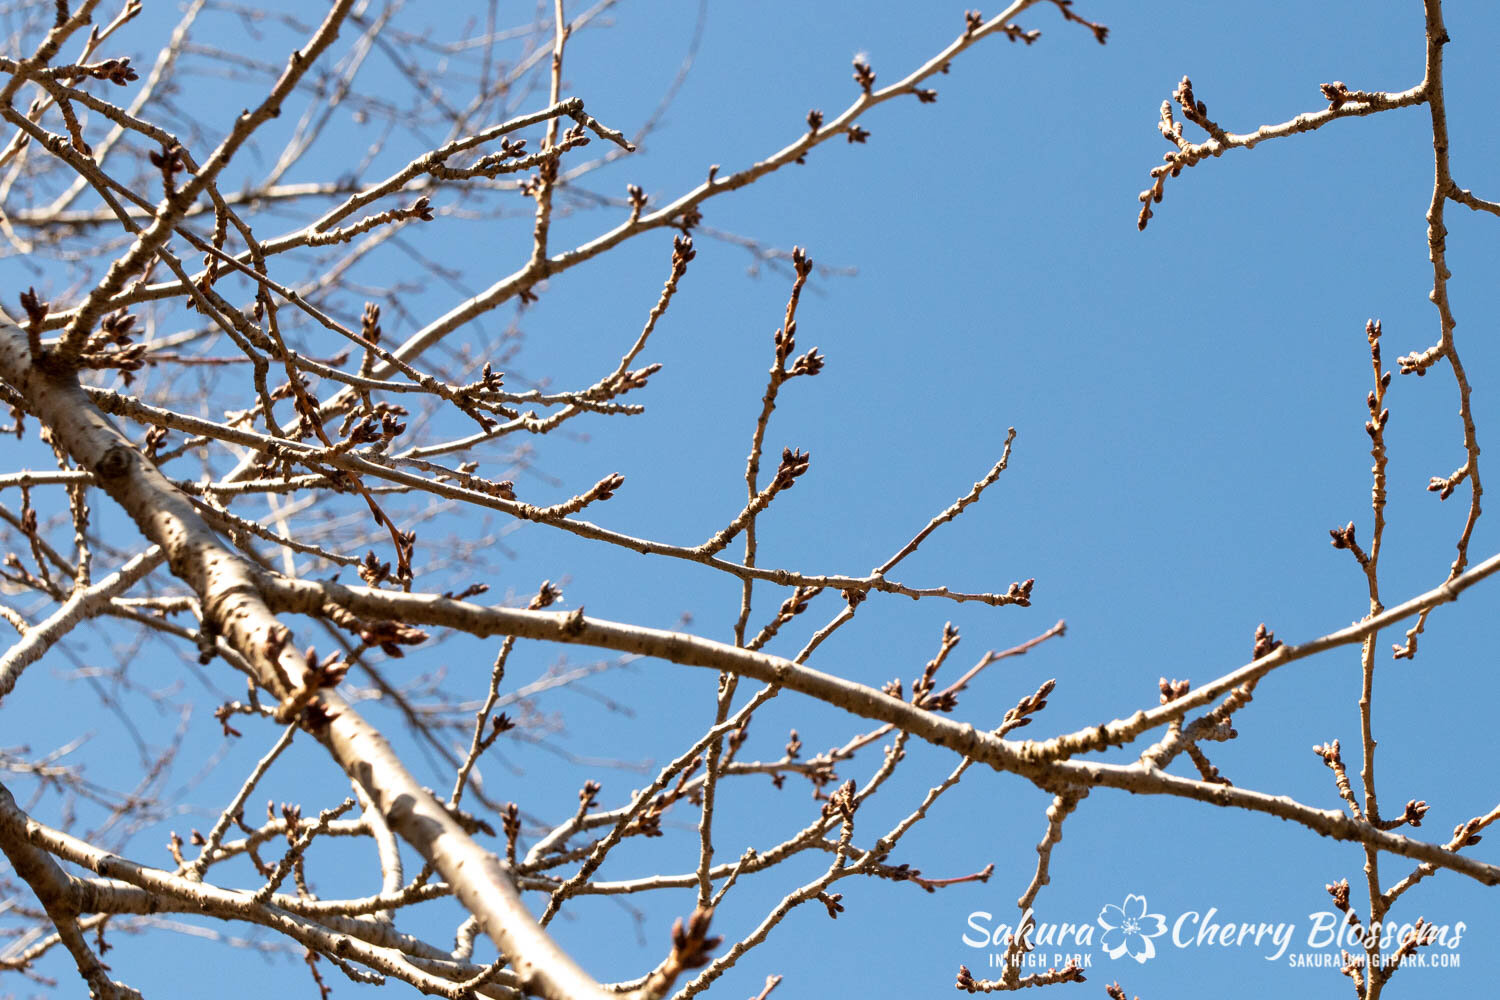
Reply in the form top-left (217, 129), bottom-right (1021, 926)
top-left (0, 324), bottom-right (617, 1000)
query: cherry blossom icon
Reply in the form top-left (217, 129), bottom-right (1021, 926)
top-left (1098, 894), bottom-right (1168, 964)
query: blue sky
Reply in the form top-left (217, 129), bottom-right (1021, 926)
top-left (4, 1), bottom-right (1499, 997)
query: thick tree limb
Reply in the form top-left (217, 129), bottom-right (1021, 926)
top-left (254, 557), bottom-right (1500, 887)
top-left (0, 324), bottom-right (617, 1000)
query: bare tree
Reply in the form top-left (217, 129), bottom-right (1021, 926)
top-left (0, 2), bottom-right (1495, 999)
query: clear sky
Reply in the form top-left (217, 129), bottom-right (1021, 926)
top-left (4, 2), bottom-right (1499, 998)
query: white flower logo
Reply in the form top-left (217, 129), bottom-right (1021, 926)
top-left (1098, 894), bottom-right (1168, 964)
